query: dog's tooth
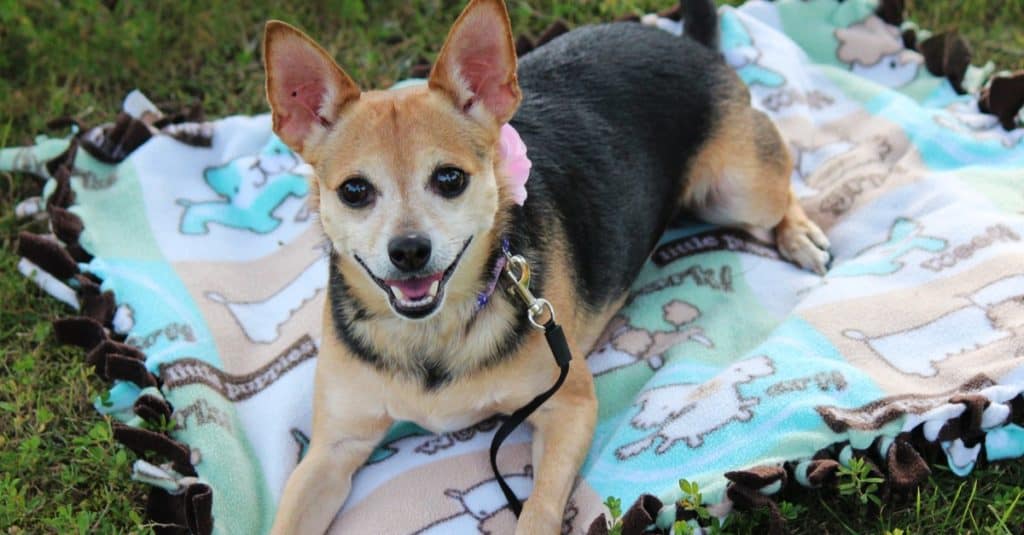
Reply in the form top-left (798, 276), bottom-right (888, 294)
top-left (391, 286), bottom-right (407, 301)
top-left (429, 280), bottom-right (440, 297)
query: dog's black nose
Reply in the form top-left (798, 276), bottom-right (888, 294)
top-left (388, 234), bottom-right (432, 272)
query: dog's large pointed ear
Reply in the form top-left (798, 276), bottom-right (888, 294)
top-left (263, 20), bottom-right (360, 157)
top-left (429, 0), bottom-right (521, 125)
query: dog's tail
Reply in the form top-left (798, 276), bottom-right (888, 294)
top-left (681, 0), bottom-right (719, 50)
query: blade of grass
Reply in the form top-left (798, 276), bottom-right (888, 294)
top-left (957, 480), bottom-right (978, 533)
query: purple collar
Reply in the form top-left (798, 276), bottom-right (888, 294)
top-left (475, 238), bottom-right (511, 311)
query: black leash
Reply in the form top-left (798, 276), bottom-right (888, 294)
top-left (488, 250), bottom-right (574, 517)
top-left (489, 319), bottom-right (572, 516)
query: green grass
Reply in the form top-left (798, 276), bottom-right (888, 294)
top-left (788, 462), bottom-right (1024, 534)
top-left (1, 0), bottom-right (1023, 533)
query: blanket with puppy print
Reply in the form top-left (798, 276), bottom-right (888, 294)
top-left (6, 0), bottom-right (1024, 533)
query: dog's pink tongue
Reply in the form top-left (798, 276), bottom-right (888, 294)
top-left (388, 274), bottom-right (441, 300)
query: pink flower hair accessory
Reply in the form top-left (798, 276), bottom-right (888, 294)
top-left (498, 123), bottom-right (531, 206)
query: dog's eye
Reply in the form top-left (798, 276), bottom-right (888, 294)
top-left (338, 177), bottom-right (376, 208)
top-left (430, 167), bottom-right (468, 198)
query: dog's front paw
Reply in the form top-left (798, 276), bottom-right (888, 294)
top-left (775, 217), bottom-right (831, 275)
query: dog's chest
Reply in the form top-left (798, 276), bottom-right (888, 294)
top-left (385, 389), bottom-right (502, 434)
top-left (381, 364), bottom-right (550, 435)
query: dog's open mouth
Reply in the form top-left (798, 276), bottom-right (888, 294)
top-left (356, 237), bottom-right (472, 319)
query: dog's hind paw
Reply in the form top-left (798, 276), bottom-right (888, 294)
top-left (775, 217), bottom-right (831, 275)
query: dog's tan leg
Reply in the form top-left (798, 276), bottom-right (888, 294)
top-left (515, 351), bottom-right (597, 535)
top-left (271, 333), bottom-right (393, 534)
top-left (271, 429), bottom-right (387, 534)
top-left (683, 92), bottom-right (831, 274)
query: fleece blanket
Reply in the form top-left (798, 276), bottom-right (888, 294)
top-left (7, 0), bottom-right (1024, 533)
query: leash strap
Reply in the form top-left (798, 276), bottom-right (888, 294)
top-left (488, 318), bottom-right (573, 517)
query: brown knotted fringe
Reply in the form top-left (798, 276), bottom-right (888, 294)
top-left (47, 165), bottom-right (76, 209)
top-left (947, 394), bottom-right (990, 447)
top-left (53, 317), bottom-right (159, 387)
top-left (918, 31), bottom-right (972, 94)
top-left (80, 289), bottom-right (117, 325)
top-left (46, 139), bottom-right (79, 178)
top-left (49, 206), bottom-right (84, 245)
top-left (17, 232), bottom-right (80, 279)
top-left (147, 483), bottom-right (215, 535)
top-left (86, 339), bottom-right (147, 367)
top-left (804, 458), bottom-right (841, 488)
top-left (54, 316), bottom-right (108, 349)
top-left (875, 0), bottom-right (904, 27)
top-left (978, 72), bottom-right (1024, 130)
top-left (587, 514), bottom-right (610, 535)
top-left (113, 423), bottom-right (195, 477)
top-left (80, 113), bottom-right (154, 164)
top-left (152, 100), bottom-right (206, 128)
top-left (621, 494), bottom-right (663, 534)
top-left (1010, 394), bottom-right (1024, 424)
top-left (886, 437), bottom-right (930, 493)
top-left (24, 127), bottom-right (215, 534)
top-left (725, 483), bottom-right (786, 535)
top-left (725, 466), bottom-right (788, 535)
top-left (106, 354), bottom-right (159, 387)
top-left (586, 494), bottom-right (662, 535)
top-left (135, 393), bottom-right (175, 424)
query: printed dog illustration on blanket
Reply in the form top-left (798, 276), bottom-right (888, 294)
top-left (206, 253), bottom-right (328, 343)
top-left (177, 136), bottom-right (310, 235)
top-left (835, 16), bottom-right (921, 88)
top-left (616, 355), bottom-right (775, 459)
top-left (588, 300), bottom-right (713, 376)
top-left (830, 217), bottom-right (948, 277)
top-left (412, 466), bottom-right (534, 535)
top-left (844, 274), bottom-right (1024, 376)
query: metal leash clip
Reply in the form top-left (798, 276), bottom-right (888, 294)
top-left (501, 250), bottom-right (555, 330)
top-left (492, 247), bottom-right (573, 518)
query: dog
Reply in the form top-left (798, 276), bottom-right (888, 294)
top-left (263, 0), bottom-right (830, 533)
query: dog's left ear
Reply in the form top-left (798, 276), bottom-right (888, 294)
top-left (429, 0), bottom-right (522, 125)
top-left (263, 20), bottom-right (361, 159)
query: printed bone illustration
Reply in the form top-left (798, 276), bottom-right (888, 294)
top-left (207, 254), bottom-right (329, 343)
top-left (844, 274), bottom-right (1024, 376)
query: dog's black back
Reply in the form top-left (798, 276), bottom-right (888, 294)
top-left (510, 20), bottom-right (734, 309)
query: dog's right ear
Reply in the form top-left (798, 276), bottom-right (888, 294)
top-left (429, 0), bottom-right (521, 126)
top-left (263, 20), bottom-right (360, 159)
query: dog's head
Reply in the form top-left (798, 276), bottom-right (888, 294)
top-left (204, 163), bottom-right (243, 200)
top-left (263, 0), bottom-right (521, 321)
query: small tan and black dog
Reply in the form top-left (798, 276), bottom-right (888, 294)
top-left (264, 0), bottom-right (829, 532)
